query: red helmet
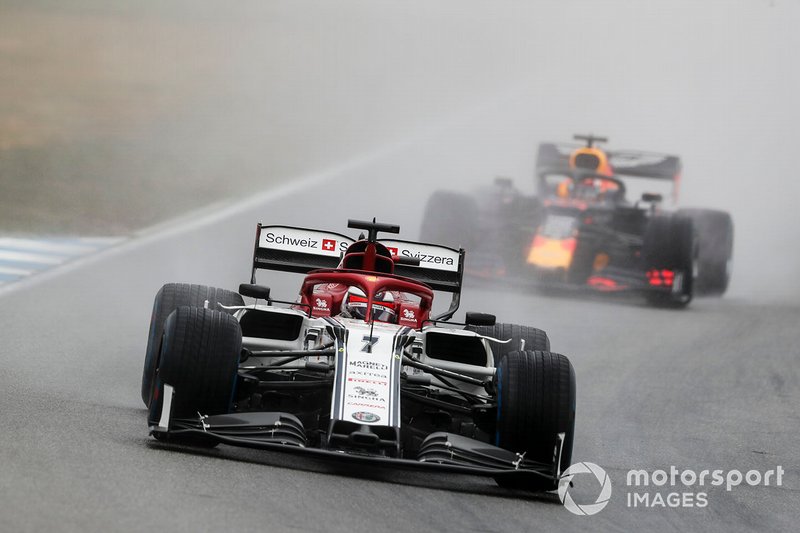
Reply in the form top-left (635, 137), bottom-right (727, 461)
top-left (341, 287), bottom-right (396, 323)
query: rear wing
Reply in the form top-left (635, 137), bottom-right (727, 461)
top-left (536, 142), bottom-right (681, 181)
top-left (251, 224), bottom-right (465, 320)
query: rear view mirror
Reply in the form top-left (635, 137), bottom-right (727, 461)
top-left (393, 255), bottom-right (421, 266)
top-left (641, 193), bottom-right (663, 203)
top-left (465, 312), bottom-right (496, 326)
top-left (239, 283), bottom-right (271, 301)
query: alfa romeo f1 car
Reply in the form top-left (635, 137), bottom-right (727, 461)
top-left (141, 219), bottom-right (576, 491)
top-left (421, 135), bottom-right (734, 307)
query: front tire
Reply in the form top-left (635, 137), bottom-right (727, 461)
top-left (142, 283), bottom-right (244, 407)
top-left (494, 350), bottom-right (575, 491)
top-left (148, 306), bottom-right (242, 445)
top-left (677, 208), bottom-right (733, 296)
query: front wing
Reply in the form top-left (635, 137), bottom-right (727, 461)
top-left (150, 410), bottom-right (564, 489)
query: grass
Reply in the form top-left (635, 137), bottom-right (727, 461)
top-left (0, 138), bottom-right (287, 236)
top-left (0, 3), bottom-right (284, 237)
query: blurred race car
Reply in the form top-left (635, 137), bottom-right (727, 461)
top-left (141, 219), bottom-right (576, 491)
top-left (421, 135), bottom-right (734, 307)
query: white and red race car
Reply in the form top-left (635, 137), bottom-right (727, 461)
top-left (141, 219), bottom-right (576, 491)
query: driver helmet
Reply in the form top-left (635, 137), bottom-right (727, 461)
top-left (341, 287), bottom-right (396, 323)
top-left (571, 176), bottom-right (615, 201)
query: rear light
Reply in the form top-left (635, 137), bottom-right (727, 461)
top-left (647, 269), bottom-right (674, 287)
top-left (532, 235), bottom-right (547, 248)
top-left (560, 238), bottom-right (577, 252)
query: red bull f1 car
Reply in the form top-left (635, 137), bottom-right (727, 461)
top-left (421, 135), bottom-right (734, 307)
top-left (141, 219), bottom-right (576, 491)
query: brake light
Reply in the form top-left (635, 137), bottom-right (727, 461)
top-left (647, 269), bottom-right (674, 287)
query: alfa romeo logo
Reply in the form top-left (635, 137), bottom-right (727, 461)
top-left (352, 411), bottom-right (380, 423)
top-left (558, 462), bottom-right (612, 516)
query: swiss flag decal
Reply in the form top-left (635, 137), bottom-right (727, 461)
top-left (387, 247), bottom-right (398, 256)
top-left (322, 239), bottom-right (336, 251)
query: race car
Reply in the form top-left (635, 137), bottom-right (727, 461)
top-left (420, 135), bottom-right (734, 307)
top-left (141, 219), bottom-right (576, 492)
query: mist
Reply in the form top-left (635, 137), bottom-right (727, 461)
top-left (1, 0), bottom-right (797, 301)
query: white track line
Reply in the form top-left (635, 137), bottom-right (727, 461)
top-left (0, 265), bottom-right (35, 276)
top-left (0, 238), bottom-right (98, 255)
top-left (73, 237), bottom-right (125, 247)
top-left (0, 250), bottom-right (67, 265)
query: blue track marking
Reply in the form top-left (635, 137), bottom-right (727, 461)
top-left (0, 236), bottom-right (125, 286)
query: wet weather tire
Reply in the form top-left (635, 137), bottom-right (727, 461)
top-left (677, 208), bottom-right (733, 296)
top-left (419, 190), bottom-right (479, 250)
top-left (148, 306), bottom-right (242, 434)
top-left (495, 350), bottom-right (576, 491)
top-left (141, 283), bottom-right (244, 407)
top-left (643, 215), bottom-right (696, 308)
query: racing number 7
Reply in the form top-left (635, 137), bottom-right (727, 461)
top-left (361, 335), bottom-right (379, 352)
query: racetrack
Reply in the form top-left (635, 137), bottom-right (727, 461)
top-left (2, 1), bottom-right (799, 531)
top-left (0, 160), bottom-right (797, 532)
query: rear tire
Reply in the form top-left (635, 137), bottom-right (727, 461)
top-left (643, 215), bottom-right (696, 308)
top-left (142, 283), bottom-right (244, 407)
top-left (148, 306), bottom-right (242, 445)
top-left (677, 208), bottom-right (733, 296)
top-left (495, 350), bottom-right (576, 491)
top-left (467, 322), bottom-right (550, 364)
top-left (419, 190), bottom-right (479, 250)
top-left (476, 183), bottom-right (544, 276)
